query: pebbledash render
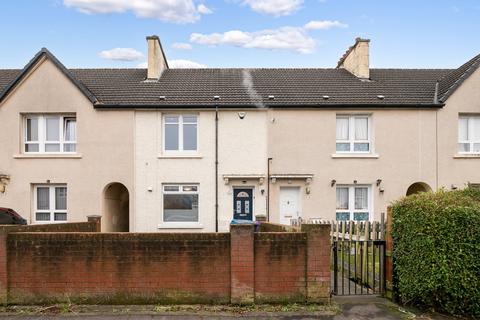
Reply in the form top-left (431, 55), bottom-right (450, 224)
top-left (0, 36), bottom-right (480, 232)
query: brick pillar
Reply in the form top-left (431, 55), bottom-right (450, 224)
top-left (0, 231), bottom-right (8, 305)
top-left (301, 223), bottom-right (331, 304)
top-left (385, 206), bottom-right (394, 299)
top-left (87, 215), bottom-right (102, 232)
top-left (230, 224), bottom-right (255, 304)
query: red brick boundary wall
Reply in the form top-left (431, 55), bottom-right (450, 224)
top-left (0, 223), bottom-right (330, 305)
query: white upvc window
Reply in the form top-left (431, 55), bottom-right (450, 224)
top-left (335, 185), bottom-right (371, 221)
top-left (24, 115), bottom-right (76, 153)
top-left (33, 185), bottom-right (67, 223)
top-left (336, 115), bottom-right (371, 153)
top-left (162, 184), bottom-right (199, 222)
top-left (458, 115), bottom-right (480, 154)
top-left (163, 115), bottom-right (198, 153)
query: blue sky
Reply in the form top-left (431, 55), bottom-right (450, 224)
top-left (1, 0), bottom-right (479, 69)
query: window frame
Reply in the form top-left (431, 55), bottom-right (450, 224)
top-left (458, 115), bottom-right (480, 154)
top-left (336, 114), bottom-right (372, 154)
top-left (24, 114), bottom-right (77, 154)
top-left (335, 185), bottom-right (372, 221)
top-left (33, 184), bottom-right (68, 224)
top-left (162, 114), bottom-right (198, 154)
top-left (162, 184), bottom-right (200, 224)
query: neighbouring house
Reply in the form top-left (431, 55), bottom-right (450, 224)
top-left (0, 36), bottom-right (479, 232)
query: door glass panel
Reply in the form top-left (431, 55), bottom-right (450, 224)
top-left (245, 201), bottom-right (250, 214)
top-left (236, 201), bottom-right (242, 214)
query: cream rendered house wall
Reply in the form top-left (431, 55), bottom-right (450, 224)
top-left (134, 109), bottom-right (267, 232)
top-left (0, 58), bottom-right (134, 230)
top-left (267, 108), bottom-right (437, 221)
top-left (438, 67), bottom-right (480, 188)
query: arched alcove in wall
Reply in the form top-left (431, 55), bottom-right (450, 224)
top-left (103, 182), bottom-right (129, 232)
top-left (406, 182), bottom-right (432, 196)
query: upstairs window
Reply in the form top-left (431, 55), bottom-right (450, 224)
top-left (336, 115), bottom-right (370, 153)
top-left (25, 115), bottom-right (76, 153)
top-left (458, 116), bottom-right (480, 154)
top-left (336, 185), bottom-right (371, 221)
top-left (163, 115), bottom-right (198, 153)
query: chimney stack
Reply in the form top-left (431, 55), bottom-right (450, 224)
top-left (146, 35), bottom-right (168, 80)
top-left (337, 38), bottom-right (370, 79)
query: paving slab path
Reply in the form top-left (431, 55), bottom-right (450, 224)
top-left (0, 296), bottom-right (456, 319)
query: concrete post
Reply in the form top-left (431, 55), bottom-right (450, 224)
top-left (87, 215), bottom-right (102, 232)
top-left (230, 224), bottom-right (255, 304)
top-left (301, 223), bottom-right (331, 304)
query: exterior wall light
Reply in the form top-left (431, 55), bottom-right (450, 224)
top-left (238, 112), bottom-right (246, 119)
top-left (330, 179), bottom-right (336, 187)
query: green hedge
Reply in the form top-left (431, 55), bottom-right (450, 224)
top-left (392, 188), bottom-right (480, 318)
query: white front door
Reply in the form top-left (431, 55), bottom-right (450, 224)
top-left (279, 187), bottom-right (301, 225)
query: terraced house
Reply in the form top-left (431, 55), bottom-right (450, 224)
top-left (0, 36), bottom-right (479, 232)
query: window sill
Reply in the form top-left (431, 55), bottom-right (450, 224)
top-left (331, 153), bottom-right (379, 159)
top-left (158, 223), bottom-right (203, 229)
top-left (453, 154), bottom-right (480, 159)
top-left (158, 154), bottom-right (202, 159)
top-left (14, 154), bottom-right (82, 159)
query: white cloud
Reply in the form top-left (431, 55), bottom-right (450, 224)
top-left (63, 0), bottom-right (208, 23)
top-left (243, 0), bottom-right (303, 16)
top-left (99, 48), bottom-right (144, 61)
top-left (172, 42), bottom-right (193, 50)
top-left (197, 3), bottom-right (212, 14)
top-left (304, 20), bottom-right (348, 30)
top-left (169, 59), bottom-right (207, 68)
top-left (137, 59), bottom-right (207, 68)
top-left (190, 26), bottom-right (315, 54)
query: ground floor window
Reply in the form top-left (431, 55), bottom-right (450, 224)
top-left (163, 184), bottom-right (199, 222)
top-left (34, 184), bottom-right (67, 223)
top-left (336, 185), bottom-right (371, 221)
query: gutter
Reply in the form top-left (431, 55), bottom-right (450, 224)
top-left (93, 103), bottom-right (446, 110)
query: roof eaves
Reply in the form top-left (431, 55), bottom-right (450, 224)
top-left (93, 102), bottom-right (445, 110)
top-left (438, 54), bottom-right (480, 103)
top-left (0, 48), bottom-right (99, 105)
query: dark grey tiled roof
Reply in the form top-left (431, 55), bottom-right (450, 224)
top-left (2, 67), bottom-right (450, 107)
top-left (437, 53), bottom-right (480, 102)
top-left (2, 48), bottom-right (475, 109)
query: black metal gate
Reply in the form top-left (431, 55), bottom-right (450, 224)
top-left (332, 239), bottom-right (386, 295)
